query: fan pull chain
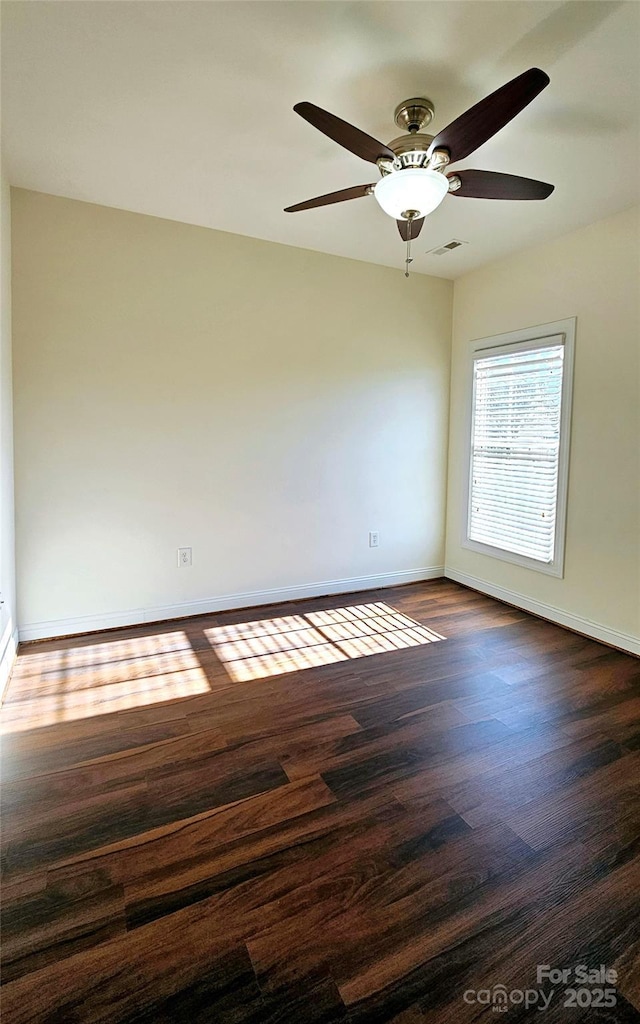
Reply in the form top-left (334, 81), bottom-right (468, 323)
top-left (405, 221), bottom-right (413, 278)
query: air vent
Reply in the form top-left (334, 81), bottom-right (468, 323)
top-left (426, 239), bottom-right (469, 256)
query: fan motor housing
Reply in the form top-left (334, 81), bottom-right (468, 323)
top-left (387, 132), bottom-right (435, 169)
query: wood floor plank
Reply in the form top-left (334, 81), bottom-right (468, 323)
top-left (501, 749), bottom-right (640, 851)
top-left (320, 718), bottom-right (515, 802)
top-left (122, 791), bottom-right (432, 931)
top-left (1, 869), bottom-right (126, 985)
top-left (340, 829), bottom-right (640, 1012)
top-left (282, 703), bottom-right (470, 782)
top-left (1, 777), bottom-right (336, 982)
top-left (443, 732), bottom-right (626, 828)
top-left (246, 820), bottom-right (533, 997)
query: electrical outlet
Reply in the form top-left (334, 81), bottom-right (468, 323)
top-left (177, 547), bottom-right (192, 567)
top-left (369, 531), bottom-right (380, 548)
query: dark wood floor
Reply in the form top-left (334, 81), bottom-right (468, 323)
top-left (1, 579), bottom-right (639, 1023)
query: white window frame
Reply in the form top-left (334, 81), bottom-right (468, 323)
top-left (461, 318), bottom-right (576, 578)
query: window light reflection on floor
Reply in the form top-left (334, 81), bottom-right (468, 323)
top-left (0, 631), bottom-right (210, 733)
top-left (205, 602), bottom-right (445, 682)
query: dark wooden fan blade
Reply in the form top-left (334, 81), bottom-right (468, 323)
top-left (428, 68), bottom-right (550, 164)
top-left (294, 102), bottom-right (395, 164)
top-left (284, 183), bottom-right (375, 213)
top-left (397, 218), bottom-right (425, 241)
top-left (450, 169), bottom-right (554, 200)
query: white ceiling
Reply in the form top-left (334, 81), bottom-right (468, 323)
top-left (2, 1), bottom-right (639, 279)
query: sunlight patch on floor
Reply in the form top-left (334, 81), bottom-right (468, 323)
top-left (1, 631), bottom-right (210, 733)
top-left (205, 602), bottom-right (445, 682)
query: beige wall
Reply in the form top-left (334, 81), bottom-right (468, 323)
top-left (11, 190), bottom-right (639, 650)
top-left (446, 206), bottom-right (640, 651)
top-left (1, 168), bottom-right (17, 683)
top-left (12, 189), bottom-right (453, 638)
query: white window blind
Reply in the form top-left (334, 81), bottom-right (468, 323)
top-left (468, 341), bottom-right (565, 565)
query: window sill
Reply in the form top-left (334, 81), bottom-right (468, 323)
top-left (461, 536), bottom-right (565, 578)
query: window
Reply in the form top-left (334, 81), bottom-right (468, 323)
top-left (462, 319), bottom-right (575, 577)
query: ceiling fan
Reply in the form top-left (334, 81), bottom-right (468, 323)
top-left (285, 68), bottom-right (554, 273)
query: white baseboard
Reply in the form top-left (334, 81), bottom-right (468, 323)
top-left (0, 619), bottom-right (19, 700)
top-left (445, 567), bottom-right (640, 657)
top-left (18, 566), bottom-right (445, 642)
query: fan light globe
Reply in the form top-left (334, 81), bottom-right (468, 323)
top-left (374, 168), bottom-right (449, 220)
